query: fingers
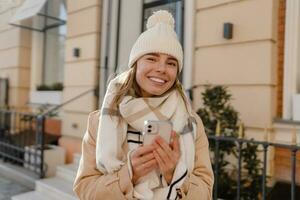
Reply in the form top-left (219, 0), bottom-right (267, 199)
top-left (131, 132), bottom-right (181, 184)
top-left (171, 131), bottom-right (180, 154)
top-left (133, 152), bottom-right (155, 166)
top-left (154, 143), bottom-right (169, 165)
top-left (153, 135), bottom-right (174, 160)
top-left (153, 132), bottom-right (180, 159)
top-left (134, 145), bottom-right (155, 157)
top-left (136, 158), bottom-right (157, 171)
top-left (131, 157), bottom-right (158, 184)
top-left (153, 149), bottom-right (165, 169)
top-left (152, 131), bottom-right (180, 173)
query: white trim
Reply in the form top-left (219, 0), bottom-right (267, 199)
top-left (182, 0), bottom-right (195, 90)
top-left (293, 94), bottom-right (300, 121)
top-left (283, 0), bottom-right (300, 119)
top-left (99, 0), bottom-right (110, 106)
top-left (107, 0), bottom-right (120, 74)
top-left (30, 91), bottom-right (62, 105)
top-left (99, 0), bottom-right (120, 105)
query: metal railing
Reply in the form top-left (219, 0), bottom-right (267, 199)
top-left (209, 135), bottom-right (299, 200)
top-left (0, 110), bottom-right (51, 177)
top-left (0, 88), bottom-right (97, 178)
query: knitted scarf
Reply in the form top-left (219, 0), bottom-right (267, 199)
top-left (96, 71), bottom-right (197, 199)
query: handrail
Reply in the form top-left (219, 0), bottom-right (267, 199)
top-left (41, 87), bottom-right (97, 117)
top-left (36, 87), bottom-right (97, 178)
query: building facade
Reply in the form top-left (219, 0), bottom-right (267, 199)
top-left (0, 0), bottom-right (299, 185)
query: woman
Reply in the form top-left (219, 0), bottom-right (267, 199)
top-left (73, 10), bottom-right (214, 200)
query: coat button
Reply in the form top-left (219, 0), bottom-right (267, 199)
top-left (176, 188), bottom-right (183, 199)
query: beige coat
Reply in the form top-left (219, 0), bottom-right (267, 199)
top-left (73, 110), bottom-right (214, 200)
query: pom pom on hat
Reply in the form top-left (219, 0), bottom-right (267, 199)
top-left (128, 10), bottom-right (183, 72)
top-left (146, 10), bottom-right (175, 30)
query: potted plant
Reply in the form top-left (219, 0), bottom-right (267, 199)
top-left (35, 104), bottom-right (62, 137)
top-left (197, 85), bottom-right (263, 200)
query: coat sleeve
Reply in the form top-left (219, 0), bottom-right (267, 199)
top-left (73, 110), bottom-right (136, 200)
top-left (179, 113), bottom-right (214, 200)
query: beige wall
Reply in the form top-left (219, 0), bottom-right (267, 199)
top-left (0, 1), bottom-right (31, 109)
top-left (194, 0), bottom-right (300, 184)
top-left (194, 0), bottom-right (278, 134)
top-left (60, 0), bottom-right (101, 162)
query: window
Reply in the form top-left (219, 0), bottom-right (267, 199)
top-left (23, 0), bottom-right (67, 105)
top-left (40, 0), bottom-right (67, 86)
top-left (142, 0), bottom-right (184, 81)
top-left (10, 0), bottom-right (67, 87)
top-left (282, 0), bottom-right (300, 121)
top-left (0, 78), bottom-right (9, 108)
top-left (142, 0), bottom-right (183, 44)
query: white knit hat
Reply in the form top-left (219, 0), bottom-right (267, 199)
top-left (128, 10), bottom-right (183, 72)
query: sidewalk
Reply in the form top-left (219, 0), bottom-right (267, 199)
top-left (0, 175), bottom-right (32, 200)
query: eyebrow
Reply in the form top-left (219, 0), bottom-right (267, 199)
top-left (145, 53), bottom-right (177, 62)
top-left (146, 53), bottom-right (159, 57)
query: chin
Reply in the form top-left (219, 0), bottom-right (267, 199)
top-left (148, 89), bottom-right (168, 96)
top-left (141, 84), bottom-right (173, 97)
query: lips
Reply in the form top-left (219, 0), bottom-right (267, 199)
top-left (149, 77), bottom-right (166, 83)
top-left (149, 77), bottom-right (167, 86)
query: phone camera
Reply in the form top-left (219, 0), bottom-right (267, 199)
top-left (147, 129), bottom-right (151, 133)
top-left (148, 125), bottom-right (152, 128)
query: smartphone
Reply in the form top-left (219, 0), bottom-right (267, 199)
top-left (142, 120), bottom-right (172, 146)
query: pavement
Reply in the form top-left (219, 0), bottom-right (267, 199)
top-left (0, 175), bottom-right (32, 200)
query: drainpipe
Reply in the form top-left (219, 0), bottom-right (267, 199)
top-left (99, 0), bottom-right (112, 106)
top-left (99, 0), bottom-right (120, 107)
top-left (183, 0), bottom-right (195, 100)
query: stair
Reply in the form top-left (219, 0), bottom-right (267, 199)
top-left (56, 164), bottom-right (78, 182)
top-left (12, 191), bottom-right (53, 200)
top-left (12, 153), bottom-right (80, 200)
top-left (73, 153), bottom-right (81, 166)
top-left (35, 177), bottom-right (77, 200)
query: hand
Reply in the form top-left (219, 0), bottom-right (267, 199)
top-left (130, 145), bottom-right (158, 185)
top-left (152, 131), bottom-right (180, 184)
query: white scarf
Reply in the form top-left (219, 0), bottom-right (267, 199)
top-left (96, 71), bottom-right (197, 199)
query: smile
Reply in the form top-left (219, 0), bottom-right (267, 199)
top-left (149, 77), bottom-right (166, 84)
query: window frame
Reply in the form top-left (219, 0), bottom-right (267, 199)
top-left (29, 0), bottom-right (67, 105)
top-left (282, 0), bottom-right (300, 120)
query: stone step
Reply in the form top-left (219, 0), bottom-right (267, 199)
top-left (36, 177), bottom-right (78, 200)
top-left (0, 160), bottom-right (38, 189)
top-left (56, 163), bottom-right (78, 183)
top-left (12, 191), bottom-right (52, 200)
top-left (73, 153), bottom-right (81, 166)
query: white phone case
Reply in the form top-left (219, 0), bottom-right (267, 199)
top-left (143, 120), bottom-right (172, 146)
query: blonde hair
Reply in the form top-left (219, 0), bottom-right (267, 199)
top-left (108, 64), bottom-right (189, 116)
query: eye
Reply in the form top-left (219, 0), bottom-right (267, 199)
top-left (146, 57), bottom-right (156, 62)
top-left (167, 62), bottom-right (177, 67)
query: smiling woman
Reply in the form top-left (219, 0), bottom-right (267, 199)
top-left (74, 10), bottom-right (214, 200)
top-left (136, 53), bottom-right (178, 97)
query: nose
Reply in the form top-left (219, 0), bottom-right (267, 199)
top-left (156, 61), bottom-right (166, 73)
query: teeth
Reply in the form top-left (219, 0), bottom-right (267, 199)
top-left (149, 77), bottom-right (165, 83)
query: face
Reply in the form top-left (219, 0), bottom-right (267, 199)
top-left (135, 53), bottom-right (178, 97)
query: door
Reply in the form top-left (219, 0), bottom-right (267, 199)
top-left (99, 0), bottom-right (184, 103)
